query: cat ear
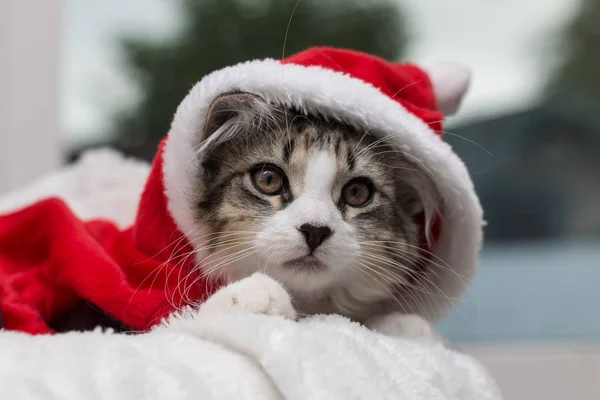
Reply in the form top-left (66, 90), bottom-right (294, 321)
top-left (203, 92), bottom-right (263, 139)
top-left (426, 63), bottom-right (471, 116)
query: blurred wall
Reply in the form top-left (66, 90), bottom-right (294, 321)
top-left (0, 0), bottom-right (62, 194)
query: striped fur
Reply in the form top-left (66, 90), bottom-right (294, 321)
top-left (191, 93), bottom-right (441, 322)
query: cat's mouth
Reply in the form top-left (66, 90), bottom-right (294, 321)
top-left (283, 255), bottom-right (327, 271)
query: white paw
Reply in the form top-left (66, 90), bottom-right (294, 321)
top-left (200, 272), bottom-right (297, 320)
top-left (365, 313), bottom-right (438, 339)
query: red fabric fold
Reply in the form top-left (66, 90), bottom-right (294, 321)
top-left (0, 138), bottom-right (223, 335)
top-left (282, 47), bottom-right (444, 135)
top-left (0, 198), bottom-right (218, 334)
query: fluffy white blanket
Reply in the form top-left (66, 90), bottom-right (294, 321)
top-left (0, 149), bottom-right (502, 399)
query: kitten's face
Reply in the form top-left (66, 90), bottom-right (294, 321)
top-left (193, 93), bottom-right (438, 316)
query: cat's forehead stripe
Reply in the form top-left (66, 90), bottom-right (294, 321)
top-left (304, 150), bottom-right (337, 196)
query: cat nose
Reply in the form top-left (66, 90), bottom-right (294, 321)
top-left (298, 224), bottom-right (332, 252)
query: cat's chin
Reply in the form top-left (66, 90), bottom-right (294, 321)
top-left (215, 254), bottom-right (339, 294)
top-left (269, 264), bottom-right (337, 294)
top-left (282, 255), bottom-right (327, 272)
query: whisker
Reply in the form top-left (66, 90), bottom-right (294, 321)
top-left (439, 130), bottom-right (493, 157)
top-left (181, 246), bottom-right (258, 306)
top-left (359, 241), bottom-right (474, 285)
top-left (281, 0), bottom-right (302, 61)
top-left (361, 250), bottom-right (458, 302)
top-left (354, 261), bottom-right (408, 313)
top-left (361, 245), bottom-right (448, 283)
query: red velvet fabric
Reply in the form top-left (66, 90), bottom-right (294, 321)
top-left (0, 141), bottom-right (220, 334)
top-left (283, 47), bottom-right (444, 135)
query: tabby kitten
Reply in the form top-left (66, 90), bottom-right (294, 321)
top-left (190, 92), bottom-right (441, 327)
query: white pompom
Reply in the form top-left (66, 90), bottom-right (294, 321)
top-left (426, 63), bottom-right (472, 115)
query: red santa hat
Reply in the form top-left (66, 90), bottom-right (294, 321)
top-left (0, 47), bottom-right (482, 334)
top-left (160, 47), bottom-right (482, 322)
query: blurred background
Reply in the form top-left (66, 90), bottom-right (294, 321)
top-left (1, 0), bottom-right (599, 397)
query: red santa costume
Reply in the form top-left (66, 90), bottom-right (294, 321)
top-left (0, 47), bottom-right (482, 334)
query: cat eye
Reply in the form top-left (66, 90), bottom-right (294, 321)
top-left (251, 165), bottom-right (285, 195)
top-left (341, 178), bottom-right (374, 207)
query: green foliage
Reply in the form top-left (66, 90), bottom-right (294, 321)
top-left (112, 0), bottom-right (407, 160)
top-left (549, 0), bottom-right (600, 104)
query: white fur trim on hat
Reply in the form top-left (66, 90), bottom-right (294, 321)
top-left (162, 59), bottom-right (483, 322)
